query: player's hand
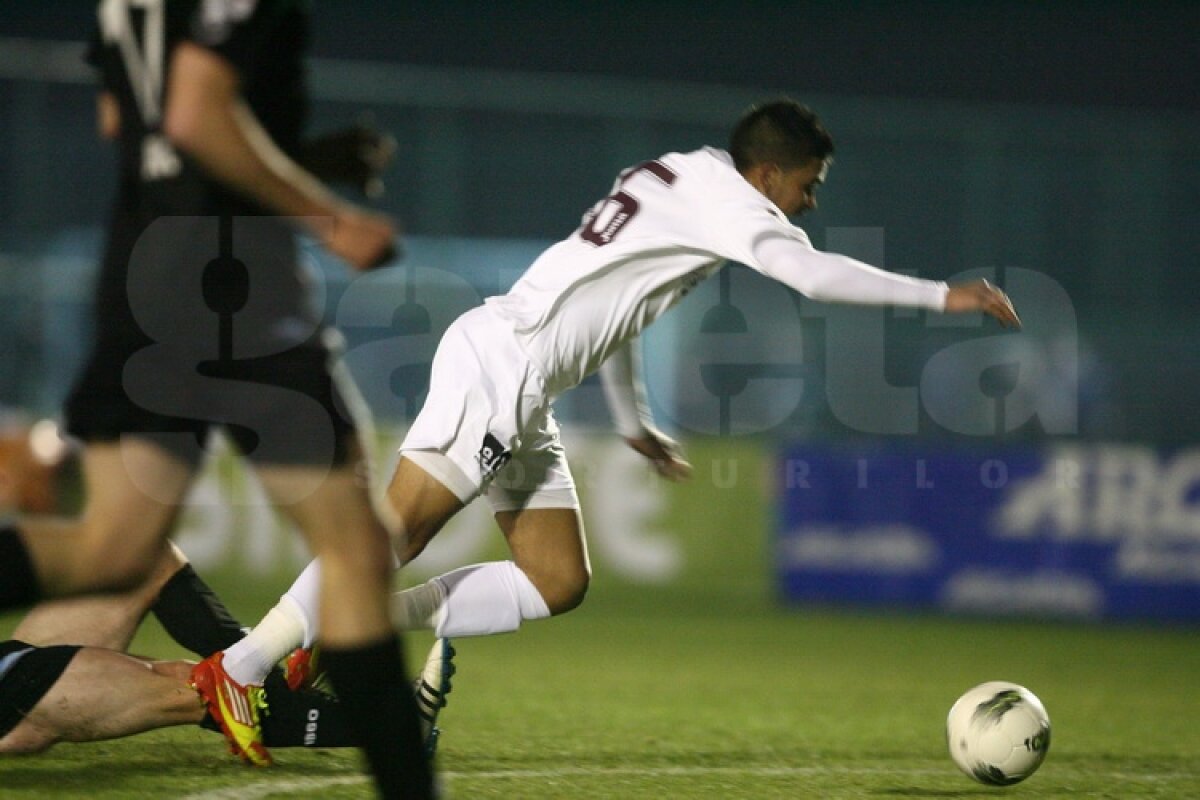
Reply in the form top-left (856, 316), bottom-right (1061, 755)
top-left (323, 207), bottom-right (401, 271)
top-left (625, 429), bottom-right (693, 482)
top-left (300, 122), bottom-right (397, 198)
top-left (944, 280), bottom-right (1021, 329)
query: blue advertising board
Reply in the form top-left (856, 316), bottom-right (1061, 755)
top-left (775, 443), bottom-right (1200, 622)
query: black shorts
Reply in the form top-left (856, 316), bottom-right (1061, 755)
top-left (0, 640), bottom-right (81, 739)
top-left (64, 333), bottom-right (360, 468)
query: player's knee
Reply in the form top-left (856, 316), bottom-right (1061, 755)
top-left (541, 568), bottom-right (590, 616)
top-left (395, 526), bottom-right (430, 565)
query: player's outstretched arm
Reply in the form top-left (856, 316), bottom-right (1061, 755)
top-left (599, 343), bottom-right (692, 482)
top-left (944, 279), bottom-right (1022, 328)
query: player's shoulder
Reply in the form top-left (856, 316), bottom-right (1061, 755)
top-left (94, 0), bottom-right (229, 48)
top-left (187, 0), bottom-right (259, 47)
top-left (658, 147), bottom-right (735, 178)
top-left (654, 148), bottom-right (756, 204)
top-left (181, 0), bottom-right (301, 51)
top-left (663, 147), bottom-right (780, 217)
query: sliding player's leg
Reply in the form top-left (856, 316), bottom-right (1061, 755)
top-left (143, 543), bottom-right (368, 752)
top-left (0, 543), bottom-right (205, 755)
top-left (0, 639), bottom-right (364, 755)
top-left (0, 643), bottom-right (202, 754)
top-left (15, 535), bottom-right (248, 672)
top-left (1, 543), bottom-right (239, 756)
top-left (150, 544), bottom-right (247, 658)
top-left (11, 539), bottom-right (185, 651)
top-left (0, 540), bottom-right (364, 758)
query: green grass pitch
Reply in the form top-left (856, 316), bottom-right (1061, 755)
top-left (2, 443), bottom-right (1198, 798)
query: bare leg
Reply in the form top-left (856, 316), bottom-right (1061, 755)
top-left (256, 459), bottom-right (394, 649)
top-left (495, 506), bottom-right (591, 615)
top-left (387, 457), bottom-right (590, 636)
top-left (0, 651), bottom-right (202, 754)
top-left (387, 456), bottom-right (466, 565)
top-left (255, 454), bottom-right (432, 791)
top-left (13, 543), bottom-right (188, 650)
top-left (213, 456), bottom-right (465, 687)
top-left (17, 440), bottom-right (194, 598)
top-left (227, 458), bottom-right (589, 671)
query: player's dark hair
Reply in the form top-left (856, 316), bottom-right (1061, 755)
top-left (729, 99), bottom-right (834, 172)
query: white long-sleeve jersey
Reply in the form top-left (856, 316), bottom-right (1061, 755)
top-left (485, 147), bottom-right (948, 397)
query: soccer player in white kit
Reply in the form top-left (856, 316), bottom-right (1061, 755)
top-left (198, 100), bottom-right (1020, 755)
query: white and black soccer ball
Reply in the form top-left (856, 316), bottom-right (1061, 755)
top-left (946, 681), bottom-right (1051, 786)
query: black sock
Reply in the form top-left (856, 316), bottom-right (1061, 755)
top-left (322, 636), bottom-right (434, 800)
top-left (151, 564), bottom-right (246, 657)
top-left (257, 670), bottom-right (357, 747)
top-left (198, 669), bottom-right (360, 747)
top-left (0, 526), bottom-right (41, 610)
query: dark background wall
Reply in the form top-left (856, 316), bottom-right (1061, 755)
top-left (0, 1), bottom-right (1198, 443)
top-left (3, 1), bottom-right (1197, 113)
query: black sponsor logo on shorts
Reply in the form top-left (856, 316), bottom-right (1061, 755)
top-left (477, 432), bottom-right (512, 479)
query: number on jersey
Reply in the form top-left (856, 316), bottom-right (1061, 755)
top-left (578, 160), bottom-right (677, 246)
top-left (99, 0), bottom-right (182, 180)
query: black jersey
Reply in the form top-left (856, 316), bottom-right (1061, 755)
top-left (67, 2), bottom-right (356, 464)
top-left (89, 0), bottom-right (308, 216)
top-left (86, 0), bottom-right (317, 357)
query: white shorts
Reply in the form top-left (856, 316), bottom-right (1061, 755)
top-left (400, 306), bottom-right (579, 513)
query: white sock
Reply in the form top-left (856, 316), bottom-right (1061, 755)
top-left (221, 594), bottom-right (306, 686)
top-left (221, 560), bottom-right (320, 686)
top-left (283, 559), bottom-right (321, 648)
top-left (394, 561), bottom-right (550, 638)
top-left (392, 577), bottom-right (446, 632)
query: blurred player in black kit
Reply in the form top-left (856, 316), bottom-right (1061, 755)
top-left (0, 1), bottom-right (432, 796)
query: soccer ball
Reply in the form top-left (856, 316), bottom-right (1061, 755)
top-left (946, 681), bottom-right (1051, 786)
